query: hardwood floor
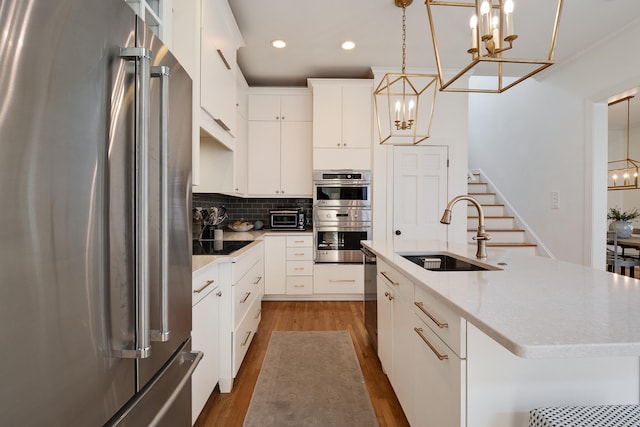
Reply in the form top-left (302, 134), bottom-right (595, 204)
top-left (194, 301), bottom-right (409, 427)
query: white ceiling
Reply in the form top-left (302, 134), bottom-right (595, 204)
top-left (229, 0), bottom-right (640, 88)
top-left (229, 0), bottom-right (640, 129)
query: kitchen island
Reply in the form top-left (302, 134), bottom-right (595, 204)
top-left (362, 239), bottom-right (640, 427)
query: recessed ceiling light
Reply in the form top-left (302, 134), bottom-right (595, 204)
top-left (271, 39), bottom-right (286, 48)
top-left (341, 41), bottom-right (355, 50)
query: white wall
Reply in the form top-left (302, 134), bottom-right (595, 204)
top-left (468, 19), bottom-right (640, 266)
top-left (372, 67), bottom-right (469, 244)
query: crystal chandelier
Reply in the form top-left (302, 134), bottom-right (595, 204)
top-left (425, 0), bottom-right (564, 93)
top-left (374, 0), bottom-right (438, 145)
top-left (608, 96), bottom-right (639, 191)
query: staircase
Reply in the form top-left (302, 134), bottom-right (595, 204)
top-left (466, 173), bottom-right (539, 256)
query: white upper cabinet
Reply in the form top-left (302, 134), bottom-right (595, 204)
top-left (309, 79), bottom-right (373, 170)
top-left (173, 0), bottom-right (245, 189)
top-left (309, 79), bottom-right (373, 149)
top-left (248, 94), bottom-right (312, 122)
top-left (200, 0), bottom-right (244, 142)
top-left (233, 73), bottom-right (249, 196)
top-left (247, 89), bottom-right (313, 197)
top-left (126, 0), bottom-right (172, 46)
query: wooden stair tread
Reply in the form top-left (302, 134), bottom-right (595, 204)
top-left (487, 242), bottom-right (537, 247)
top-left (468, 215), bottom-right (514, 219)
top-left (468, 228), bottom-right (525, 232)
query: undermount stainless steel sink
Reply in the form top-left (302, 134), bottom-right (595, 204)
top-left (401, 252), bottom-right (501, 272)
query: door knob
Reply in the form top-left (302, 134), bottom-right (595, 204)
top-left (395, 230), bottom-right (402, 235)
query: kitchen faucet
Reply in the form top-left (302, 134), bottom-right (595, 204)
top-left (440, 195), bottom-right (490, 260)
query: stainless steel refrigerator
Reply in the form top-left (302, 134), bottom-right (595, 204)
top-left (0, 0), bottom-right (200, 425)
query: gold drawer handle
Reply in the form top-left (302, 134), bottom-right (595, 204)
top-left (294, 284), bottom-right (305, 288)
top-left (384, 291), bottom-right (394, 301)
top-left (293, 240), bottom-right (305, 244)
top-left (294, 252), bottom-right (305, 256)
top-left (414, 301), bottom-right (448, 329)
top-left (414, 327), bottom-right (448, 360)
top-left (193, 279), bottom-right (214, 294)
top-left (294, 267), bottom-right (305, 271)
top-left (329, 279), bottom-right (355, 283)
top-left (255, 309), bottom-right (262, 320)
top-left (253, 276), bottom-right (263, 285)
top-left (240, 292), bottom-right (251, 303)
top-left (380, 271), bottom-right (399, 286)
top-left (241, 331), bottom-right (252, 346)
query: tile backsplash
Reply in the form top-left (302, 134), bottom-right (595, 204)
top-left (192, 193), bottom-right (313, 228)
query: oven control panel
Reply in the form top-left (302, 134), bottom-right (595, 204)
top-left (313, 208), bottom-right (371, 223)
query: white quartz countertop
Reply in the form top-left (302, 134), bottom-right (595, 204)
top-left (362, 239), bottom-right (640, 359)
top-left (192, 229), bottom-right (312, 272)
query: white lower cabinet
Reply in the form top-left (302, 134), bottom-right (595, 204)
top-left (231, 255), bottom-right (264, 377)
top-left (313, 263), bottom-right (363, 295)
top-left (264, 234), bottom-right (314, 297)
top-left (264, 236), bottom-right (286, 295)
top-left (411, 313), bottom-right (466, 427)
top-left (191, 262), bottom-right (221, 424)
top-left (218, 241), bottom-right (264, 393)
top-left (377, 260), bottom-right (639, 427)
top-left (376, 277), bottom-right (393, 376)
top-left (377, 260), bottom-right (418, 422)
top-left (378, 259), bottom-right (465, 427)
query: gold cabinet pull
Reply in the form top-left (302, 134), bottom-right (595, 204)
top-left (241, 331), bottom-right (251, 346)
top-left (329, 279), bottom-right (355, 283)
top-left (384, 291), bottom-right (394, 301)
top-left (380, 271), bottom-right (399, 286)
top-left (414, 327), bottom-right (448, 360)
top-left (216, 291), bottom-right (222, 297)
top-left (253, 276), bottom-right (263, 285)
top-left (193, 279), bottom-right (215, 294)
top-left (240, 292), bottom-right (251, 303)
top-left (255, 309), bottom-right (262, 320)
top-left (414, 301), bottom-right (448, 329)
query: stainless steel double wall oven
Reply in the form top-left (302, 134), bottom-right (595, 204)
top-left (313, 170), bottom-right (371, 263)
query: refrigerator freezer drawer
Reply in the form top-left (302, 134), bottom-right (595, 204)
top-left (106, 339), bottom-right (203, 427)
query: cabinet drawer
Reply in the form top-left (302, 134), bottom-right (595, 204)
top-left (411, 312), bottom-right (465, 427)
top-left (286, 246), bottom-right (313, 260)
top-left (232, 242), bottom-right (263, 284)
top-left (233, 259), bottom-right (263, 327)
top-left (286, 276), bottom-right (313, 295)
top-left (414, 284), bottom-right (466, 358)
top-left (286, 235), bottom-right (313, 247)
top-left (232, 297), bottom-right (261, 376)
top-left (286, 260), bottom-right (313, 276)
top-left (313, 264), bottom-right (363, 294)
top-left (192, 263), bottom-right (219, 306)
top-left (377, 259), bottom-right (413, 304)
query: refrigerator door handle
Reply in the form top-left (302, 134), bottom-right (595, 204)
top-left (119, 47), bottom-right (152, 359)
top-left (150, 65), bottom-right (171, 343)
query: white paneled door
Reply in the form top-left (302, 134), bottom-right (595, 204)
top-left (393, 146), bottom-right (448, 241)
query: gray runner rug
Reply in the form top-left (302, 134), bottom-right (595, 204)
top-left (243, 330), bottom-right (379, 427)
